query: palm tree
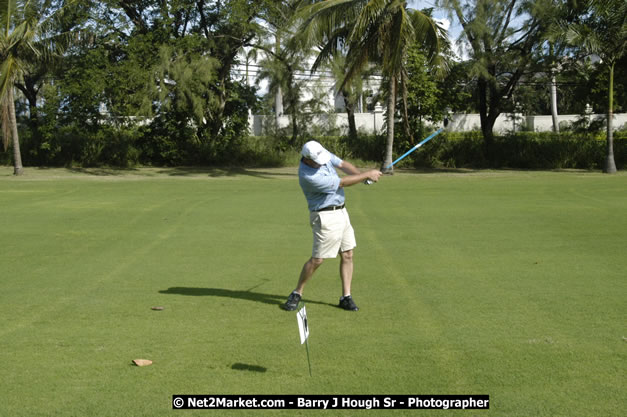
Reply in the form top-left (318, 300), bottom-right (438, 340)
top-left (255, 1), bottom-right (310, 141)
top-left (545, 1), bottom-right (596, 134)
top-left (255, 46), bottom-right (309, 142)
top-left (238, 47), bottom-right (258, 90)
top-left (564, 0), bottom-right (626, 173)
top-left (295, 0), bottom-right (447, 172)
top-left (327, 52), bottom-right (366, 143)
top-left (1, 0), bottom-right (77, 175)
top-left (0, 0), bottom-right (28, 175)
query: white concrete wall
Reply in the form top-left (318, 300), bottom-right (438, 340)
top-left (249, 111), bottom-right (627, 135)
top-left (249, 104), bottom-right (387, 136)
top-left (526, 113), bottom-right (627, 132)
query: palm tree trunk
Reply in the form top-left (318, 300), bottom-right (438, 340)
top-left (550, 72), bottom-right (559, 133)
top-left (287, 72), bottom-right (298, 145)
top-left (275, 86), bottom-right (283, 120)
top-left (478, 77), bottom-right (496, 164)
top-left (549, 44), bottom-right (559, 133)
top-left (8, 88), bottom-right (24, 175)
top-left (383, 76), bottom-right (396, 173)
top-left (274, 33), bottom-right (283, 127)
top-left (342, 90), bottom-right (358, 142)
top-left (604, 61), bottom-right (617, 174)
top-left (290, 101), bottom-right (298, 145)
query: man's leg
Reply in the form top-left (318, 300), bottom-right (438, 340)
top-left (295, 257), bottom-right (324, 295)
top-left (284, 257), bottom-right (324, 311)
top-left (339, 249), bottom-right (353, 297)
top-left (339, 249), bottom-right (358, 311)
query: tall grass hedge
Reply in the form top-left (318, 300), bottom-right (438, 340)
top-left (3, 126), bottom-right (626, 170)
top-left (408, 131), bottom-right (627, 170)
top-left (310, 131), bottom-right (626, 171)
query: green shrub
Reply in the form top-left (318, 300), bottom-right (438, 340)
top-left (212, 135), bottom-right (291, 167)
top-left (15, 123), bottom-right (142, 168)
top-left (5, 124), bottom-right (625, 170)
top-left (407, 131), bottom-right (626, 170)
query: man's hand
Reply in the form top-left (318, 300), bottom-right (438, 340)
top-left (339, 168), bottom-right (383, 188)
top-left (365, 169), bottom-right (382, 183)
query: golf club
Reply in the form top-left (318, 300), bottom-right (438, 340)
top-left (365, 118), bottom-right (449, 184)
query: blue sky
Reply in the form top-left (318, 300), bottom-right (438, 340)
top-left (407, 0), bottom-right (466, 59)
top-left (408, 0), bottom-right (461, 38)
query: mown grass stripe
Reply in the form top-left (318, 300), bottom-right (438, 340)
top-left (0, 168), bottom-right (625, 417)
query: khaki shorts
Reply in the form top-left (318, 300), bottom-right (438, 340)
top-left (309, 208), bottom-right (356, 258)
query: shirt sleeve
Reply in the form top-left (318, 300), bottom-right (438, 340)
top-left (330, 153), bottom-right (343, 167)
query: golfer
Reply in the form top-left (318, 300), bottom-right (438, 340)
top-left (283, 141), bottom-right (382, 311)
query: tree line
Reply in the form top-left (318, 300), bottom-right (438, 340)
top-left (1, 0), bottom-right (625, 175)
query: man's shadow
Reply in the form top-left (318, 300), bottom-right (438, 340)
top-left (158, 287), bottom-right (335, 309)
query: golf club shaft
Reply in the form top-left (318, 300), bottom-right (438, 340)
top-left (385, 128), bottom-right (444, 170)
top-left (364, 118), bottom-right (449, 185)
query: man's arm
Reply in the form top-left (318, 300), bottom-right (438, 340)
top-left (338, 160), bottom-right (361, 175)
top-left (338, 161), bottom-right (382, 187)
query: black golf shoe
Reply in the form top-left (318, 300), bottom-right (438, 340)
top-left (283, 292), bottom-right (301, 311)
top-left (339, 295), bottom-right (359, 311)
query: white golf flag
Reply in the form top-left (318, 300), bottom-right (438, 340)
top-left (297, 306), bottom-right (309, 344)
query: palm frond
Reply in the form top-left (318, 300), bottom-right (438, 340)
top-left (0, 1), bottom-right (19, 34)
top-left (310, 28), bottom-right (347, 73)
top-left (350, 0), bottom-right (386, 42)
top-left (0, 53), bottom-right (20, 101)
top-left (294, 0), bottom-right (363, 50)
top-left (0, 0), bottom-right (83, 103)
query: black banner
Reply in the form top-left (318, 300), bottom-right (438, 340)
top-left (172, 395), bottom-right (489, 410)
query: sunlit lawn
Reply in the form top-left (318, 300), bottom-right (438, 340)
top-left (1, 166), bottom-right (625, 416)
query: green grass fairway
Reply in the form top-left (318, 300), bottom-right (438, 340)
top-left (1, 167), bottom-right (625, 417)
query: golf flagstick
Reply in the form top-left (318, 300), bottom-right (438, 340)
top-left (296, 303), bottom-right (312, 377)
top-left (365, 118), bottom-right (449, 184)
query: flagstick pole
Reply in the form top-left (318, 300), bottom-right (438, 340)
top-left (305, 337), bottom-right (312, 377)
top-left (299, 302), bottom-right (312, 377)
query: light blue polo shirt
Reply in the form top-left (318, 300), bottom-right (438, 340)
top-left (299, 154), bottom-right (345, 212)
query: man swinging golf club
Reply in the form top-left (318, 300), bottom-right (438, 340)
top-left (283, 141), bottom-right (382, 312)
